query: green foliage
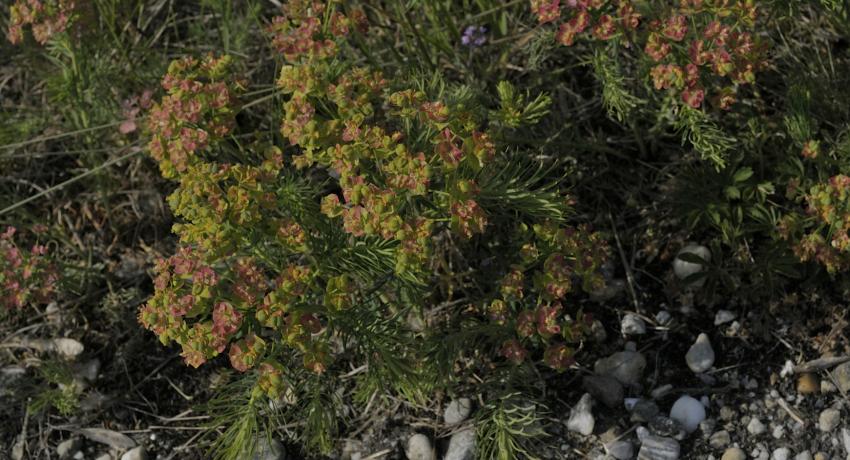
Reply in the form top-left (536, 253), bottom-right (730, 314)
top-left (27, 361), bottom-right (80, 417)
top-left (477, 392), bottom-right (548, 460)
top-left (490, 80), bottom-right (552, 129)
top-left (590, 45), bottom-right (643, 123)
top-left (674, 106), bottom-right (737, 170)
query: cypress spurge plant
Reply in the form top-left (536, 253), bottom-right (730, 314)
top-left (137, 1), bottom-right (609, 457)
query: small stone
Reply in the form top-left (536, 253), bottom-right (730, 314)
top-left (444, 398), bottom-right (472, 425)
top-left (631, 399), bottom-right (660, 422)
top-left (714, 310), bottom-right (736, 326)
top-left (821, 378), bottom-right (837, 393)
top-left (685, 334), bottom-right (715, 374)
top-left (794, 452), bottom-right (812, 460)
top-left (406, 434), bottom-right (436, 460)
top-left (721, 447), bottom-right (747, 460)
top-left (57, 438), bottom-right (82, 459)
top-left (719, 406), bottom-right (736, 421)
top-left (833, 361), bottom-right (850, 393)
top-left (818, 408), bottom-right (841, 432)
top-left (638, 434), bottom-right (680, 460)
top-left (622, 314), bottom-right (647, 335)
top-left (594, 351), bottom-right (647, 386)
top-left (747, 418), bottom-right (766, 435)
top-left (673, 244), bottom-right (711, 283)
top-left (567, 393), bottom-right (595, 436)
top-left (605, 440), bottom-right (634, 460)
top-left (583, 375), bottom-right (624, 409)
top-left (796, 373), bottom-right (819, 394)
top-left (94, 455), bottom-right (112, 460)
top-left (771, 447), bottom-right (791, 460)
top-left (669, 395), bottom-right (706, 433)
top-left (73, 452), bottom-right (84, 460)
top-left (709, 430), bottom-right (731, 449)
top-left (444, 428), bottom-right (476, 460)
top-left (250, 438), bottom-right (286, 460)
top-left (655, 311), bottom-right (672, 326)
top-left (651, 384), bottom-right (673, 400)
top-left (120, 447), bottom-right (148, 460)
top-left (813, 453), bottom-right (827, 460)
top-left (772, 424), bottom-right (785, 440)
top-left (53, 338), bottom-right (85, 359)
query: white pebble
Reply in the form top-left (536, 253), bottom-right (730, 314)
top-left (669, 395), bottom-right (706, 434)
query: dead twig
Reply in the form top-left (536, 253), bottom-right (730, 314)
top-left (793, 356), bottom-right (850, 374)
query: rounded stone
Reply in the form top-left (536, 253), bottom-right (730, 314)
top-left (669, 395), bottom-right (706, 433)
top-left (406, 434), bottom-right (436, 460)
top-left (673, 244), bottom-right (711, 282)
top-left (582, 375), bottom-right (624, 409)
top-left (444, 398), bottom-right (472, 425)
top-left (818, 408), bottom-right (841, 432)
top-left (593, 351), bottom-right (646, 386)
top-left (685, 333), bottom-right (715, 374)
top-left (722, 447), bottom-right (747, 460)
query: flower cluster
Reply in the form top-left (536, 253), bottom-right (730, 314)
top-left (146, 54), bottom-right (244, 178)
top-left (266, 0), bottom-right (365, 62)
top-left (461, 25), bottom-right (487, 47)
top-left (541, 0), bottom-right (766, 109)
top-left (779, 175), bottom-right (850, 273)
top-left (486, 222), bottom-right (608, 371)
top-left (0, 226), bottom-right (59, 310)
top-left (7, 0), bottom-right (74, 45)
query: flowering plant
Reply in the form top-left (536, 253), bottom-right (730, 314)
top-left (7, 0), bottom-right (75, 45)
top-left (0, 226), bottom-right (59, 310)
top-left (540, 0), bottom-right (766, 110)
top-left (138, 1), bottom-right (610, 411)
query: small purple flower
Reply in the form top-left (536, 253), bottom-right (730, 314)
top-left (461, 26), bottom-right (487, 47)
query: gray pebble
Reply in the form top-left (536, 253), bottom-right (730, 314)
top-left (721, 447), bottom-right (746, 460)
top-left (771, 447), bottom-right (791, 460)
top-left (444, 428), bottom-right (476, 460)
top-left (622, 314), bottom-right (647, 335)
top-left (818, 408), bottom-right (840, 432)
top-left (444, 398), bottom-right (472, 425)
top-left (120, 447), bottom-right (148, 460)
top-left (747, 418), bottom-right (766, 435)
top-left (709, 430), bottom-right (731, 449)
top-left (638, 434), bottom-right (680, 460)
top-left (594, 351), bottom-right (647, 386)
top-left (685, 333), bottom-right (715, 373)
top-left (605, 440), bottom-right (634, 460)
top-left (583, 375), bottom-right (624, 409)
top-left (567, 393), bottom-right (595, 436)
top-left (406, 434), bottom-right (436, 460)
